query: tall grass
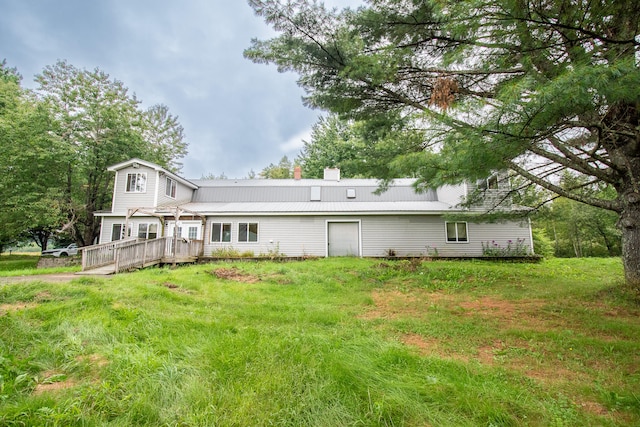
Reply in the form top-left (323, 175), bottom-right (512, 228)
top-left (0, 258), bottom-right (638, 426)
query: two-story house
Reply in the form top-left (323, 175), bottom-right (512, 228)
top-left (94, 158), bottom-right (533, 258)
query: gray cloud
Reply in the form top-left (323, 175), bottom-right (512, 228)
top-left (0, 0), bottom-right (363, 178)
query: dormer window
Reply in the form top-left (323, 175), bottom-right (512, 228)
top-left (126, 173), bottom-right (146, 193)
top-left (166, 177), bottom-right (177, 198)
top-left (487, 174), bottom-right (499, 190)
top-left (477, 174), bottom-right (499, 191)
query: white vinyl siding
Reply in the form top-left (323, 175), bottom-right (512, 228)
top-left (165, 177), bottom-right (177, 198)
top-left (157, 176), bottom-right (196, 206)
top-left (199, 216), bottom-right (527, 258)
top-left (112, 167), bottom-right (157, 213)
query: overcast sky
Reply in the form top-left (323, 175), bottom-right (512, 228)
top-left (0, 0), bottom-right (363, 178)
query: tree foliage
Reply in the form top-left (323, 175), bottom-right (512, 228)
top-left (259, 155), bottom-right (294, 178)
top-left (0, 61), bottom-right (66, 250)
top-left (0, 59), bottom-right (188, 248)
top-left (142, 104), bottom-right (188, 173)
top-left (246, 0), bottom-right (640, 287)
top-left (297, 112), bottom-right (426, 179)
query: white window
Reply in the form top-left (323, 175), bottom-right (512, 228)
top-left (211, 223), bottom-right (231, 242)
top-left (137, 223), bottom-right (158, 239)
top-left (238, 222), bottom-right (258, 242)
top-left (126, 173), bottom-right (147, 193)
top-left (165, 177), bottom-right (177, 198)
top-left (446, 222), bottom-right (468, 243)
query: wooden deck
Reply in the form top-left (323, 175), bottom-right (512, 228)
top-left (81, 237), bottom-right (203, 274)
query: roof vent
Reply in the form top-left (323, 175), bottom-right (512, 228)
top-left (323, 168), bottom-right (340, 181)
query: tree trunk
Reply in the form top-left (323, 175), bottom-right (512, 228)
top-left (620, 194), bottom-right (640, 290)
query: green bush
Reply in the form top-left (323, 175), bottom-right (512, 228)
top-left (532, 228), bottom-right (554, 258)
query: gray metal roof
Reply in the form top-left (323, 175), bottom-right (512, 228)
top-left (190, 178), bottom-right (438, 204)
top-left (174, 201), bottom-right (454, 215)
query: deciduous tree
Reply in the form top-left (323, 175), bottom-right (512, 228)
top-left (0, 60), bottom-right (66, 250)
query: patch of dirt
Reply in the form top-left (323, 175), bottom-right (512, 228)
top-left (0, 302), bottom-right (38, 315)
top-left (577, 400), bottom-right (610, 416)
top-left (210, 267), bottom-right (261, 283)
top-left (457, 297), bottom-right (549, 330)
top-left (0, 273), bottom-right (83, 284)
top-left (77, 353), bottom-right (109, 368)
top-left (360, 289), bottom-right (454, 320)
top-left (33, 370), bottom-right (78, 395)
top-left (364, 289), bottom-right (609, 387)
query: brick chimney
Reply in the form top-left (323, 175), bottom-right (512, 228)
top-left (294, 165), bottom-right (302, 180)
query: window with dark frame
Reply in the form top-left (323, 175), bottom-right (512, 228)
top-left (137, 223), bottom-right (158, 239)
top-left (238, 222), bottom-right (258, 242)
top-left (211, 223), bottom-right (231, 242)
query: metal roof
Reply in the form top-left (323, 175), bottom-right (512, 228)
top-left (190, 179), bottom-right (438, 204)
top-left (174, 201), bottom-right (455, 215)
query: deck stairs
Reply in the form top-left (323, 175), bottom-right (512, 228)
top-left (80, 237), bottom-right (203, 275)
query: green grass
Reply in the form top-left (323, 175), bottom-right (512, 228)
top-left (0, 258), bottom-right (638, 426)
top-left (0, 254), bottom-right (80, 276)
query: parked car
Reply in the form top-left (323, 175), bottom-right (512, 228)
top-left (41, 243), bottom-right (79, 257)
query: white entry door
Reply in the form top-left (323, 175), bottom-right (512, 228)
top-left (166, 221), bottom-right (202, 240)
top-left (327, 222), bottom-right (360, 257)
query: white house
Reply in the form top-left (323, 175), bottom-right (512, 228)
top-left (94, 158), bottom-right (533, 258)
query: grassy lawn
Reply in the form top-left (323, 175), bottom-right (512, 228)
top-left (0, 254), bottom-right (80, 277)
top-left (0, 257), bottom-right (638, 426)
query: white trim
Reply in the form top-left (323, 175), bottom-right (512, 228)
top-left (108, 158), bottom-right (198, 189)
top-left (210, 222), bottom-right (232, 243)
top-left (111, 171), bottom-right (118, 212)
top-left (325, 219), bottom-right (362, 257)
top-left (528, 217), bottom-right (535, 254)
top-left (165, 176), bottom-right (177, 199)
top-left (125, 172), bottom-right (147, 193)
top-left (444, 221), bottom-right (469, 243)
top-left (99, 216), bottom-right (105, 244)
top-left (153, 171), bottom-right (159, 206)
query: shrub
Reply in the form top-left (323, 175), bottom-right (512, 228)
top-left (482, 238), bottom-right (529, 257)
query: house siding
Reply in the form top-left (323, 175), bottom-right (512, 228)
top-left (99, 216), bottom-right (164, 242)
top-left (201, 214), bottom-right (533, 258)
top-left (111, 166), bottom-right (158, 213)
top-left (157, 176), bottom-right (195, 206)
top-left (204, 216), bottom-right (326, 257)
top-left (97, 159), bottom-right (533, 258)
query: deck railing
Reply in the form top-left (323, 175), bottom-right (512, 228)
top-left (81, 238), bottom-right (142, 270)
top-left (82, 237), bottom-right (204, 273)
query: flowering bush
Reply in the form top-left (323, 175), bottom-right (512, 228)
top-left (482, 238), bottom-right (529, 257)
